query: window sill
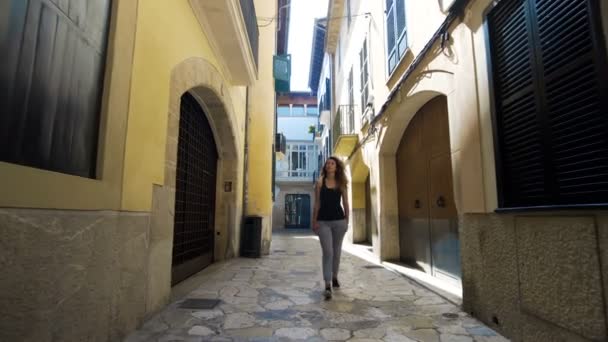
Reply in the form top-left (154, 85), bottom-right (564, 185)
top-left (495, 203), bottom-right (608, 214)
top-left (386, 48), bottom-right (415, 91)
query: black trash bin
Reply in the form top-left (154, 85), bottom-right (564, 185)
top-left (241, 216), bottom-right (262, 258)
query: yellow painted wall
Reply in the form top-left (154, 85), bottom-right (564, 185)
top-left (245, 0), bottom-right (276, 217)
top-left (122, 0), bottom-right (246, 211)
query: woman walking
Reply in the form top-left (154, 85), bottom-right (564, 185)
top-left (312, 156), bottom-right (350, 300)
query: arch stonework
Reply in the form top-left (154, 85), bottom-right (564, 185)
top-left (372, 70), bottom-right (460, 261)
top-left (370, 65), bottom-right (486, 261)
top-left (146, 57), bottom-right (243, 314)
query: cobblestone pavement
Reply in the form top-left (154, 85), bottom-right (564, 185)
top-left (125, 230), bottom-right (509, 342)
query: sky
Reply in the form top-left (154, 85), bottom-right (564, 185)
top-left (287, 0), bottom-right (329, 91)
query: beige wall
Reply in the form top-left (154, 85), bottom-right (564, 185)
top-left (328, 0), bottom-right (608, 341)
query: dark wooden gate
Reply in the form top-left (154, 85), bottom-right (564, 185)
top-left (172, 93), bottom-right (218, 285)
top-left (397, 96), bottom-right (461, 284)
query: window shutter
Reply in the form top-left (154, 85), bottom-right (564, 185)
top-left (489, 0), bottom-right (608, 208)
top-left (489, 0), bottom-right (548, 207)
top-left (0, 0), bottom-right (112, 178)
top-left (535, 0), bottom-right (608, 204)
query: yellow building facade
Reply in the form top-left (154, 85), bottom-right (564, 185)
top-left (0, 0), bottom-right (275, 341)
top-left (322, 0), bottom-right (608, 341)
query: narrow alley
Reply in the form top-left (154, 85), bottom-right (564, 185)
top-left (125, 231), bottom-right (507, 342)
top-left (2, 0), bottom-right (608, 341)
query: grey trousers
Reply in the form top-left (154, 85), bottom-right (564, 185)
top-left (317, 219), bottom-right (348, 283)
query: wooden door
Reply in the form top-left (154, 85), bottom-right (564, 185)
top-left (397, 96), bottom-right (460, 281)
top-left (424, 97), bottom-right (460, 281)
top-left (397, 110), bottom-right (432, 273)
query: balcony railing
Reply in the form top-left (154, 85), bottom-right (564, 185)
top-left (240, 0), bottom-right (259, 68)
top-left (276, 170), bottom-right (317, 182)
top-left (333, 105), bottom-right (356, 136)
top-left (332, 105), bottom-right (358, 156)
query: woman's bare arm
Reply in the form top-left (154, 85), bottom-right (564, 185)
top-left (312, 178), bottom-right (322, 231)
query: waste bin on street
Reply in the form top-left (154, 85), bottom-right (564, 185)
top-left (241, 215), bottom-right (262, 258)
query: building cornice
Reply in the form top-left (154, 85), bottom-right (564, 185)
top-left (324, 0), bottom-right (345, 53)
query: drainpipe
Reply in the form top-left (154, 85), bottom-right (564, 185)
top-left (241, 87), bottom-right (250, 249)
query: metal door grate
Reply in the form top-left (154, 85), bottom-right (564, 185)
top-left (172, 92), bottom-right (218, 284)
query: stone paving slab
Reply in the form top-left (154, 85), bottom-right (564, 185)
top-left (125, 231), bottom-right (509, 342)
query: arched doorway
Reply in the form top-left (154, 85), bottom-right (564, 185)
top-left (171, 92), bottom-right (218, 285)
top-left (396, 96), bottom-right (461, 283)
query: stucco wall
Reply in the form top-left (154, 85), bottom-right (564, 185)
top-left (0, 0), bottom-right (256, 341)
top-left (460, 2), bottom-right (608, 341)
top-left (122, 0), bottom-right (247, 212)
top-left (245, 0), bottom-right (277, 255)
top-left (344, 1), bottom-right (608, 341)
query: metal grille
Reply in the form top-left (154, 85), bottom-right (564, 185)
top-left (172, 93), bottom-right (218, 282)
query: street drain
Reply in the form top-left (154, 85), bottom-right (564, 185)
top-left (179, 299), bottom-right (220, 310)
top-left (273, 250), bottom-right (286, 253)
top-left (442, 313), bottom-right (459, 320)
top-left (363, 265), bottom-right (384, 269)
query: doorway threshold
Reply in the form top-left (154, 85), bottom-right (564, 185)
top-left (343, 242), bottom-right (462, 306)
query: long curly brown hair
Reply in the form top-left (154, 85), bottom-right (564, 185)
top-left (321, 156), bottom-right (348, 193)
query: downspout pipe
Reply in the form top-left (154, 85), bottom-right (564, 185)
top-left (241, 87), bottom-right (250, 255)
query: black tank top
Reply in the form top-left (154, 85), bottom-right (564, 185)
top-left (318, 177), bottom-right (345, 221)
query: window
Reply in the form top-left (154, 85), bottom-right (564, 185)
top-left (277, 105), bottom-right (291, 116)
top-left (291, 105), bottom-right (305, 116)
top-left (385, 0), bottom-right (407, 75)
top-left (287, 143), bottom-right (318, 177)
top-left (348, 68), bottom-right (354, 108)
top-left (0, 0), bottom-right (113, 178)
top-left (347, 68), bottom-right (355, 133)
top-left (487, 0), bottom-right (608, 209)
top-left (360, 38), bottom-right (370, 115)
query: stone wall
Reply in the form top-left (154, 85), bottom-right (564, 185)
top-left (461, 212), bottom-right (608, 341)
top-left (0, 208), bottom-right (151, 342)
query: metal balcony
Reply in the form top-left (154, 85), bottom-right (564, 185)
top-left (275, 169), bottom-right (317, 182)
top-left (332, 105), bottom-right (358, 156)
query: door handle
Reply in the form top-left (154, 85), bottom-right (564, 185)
top-left (414, 199), bottom-right (421, 209)
top-left (436, 196), bottom-right (446, 208)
